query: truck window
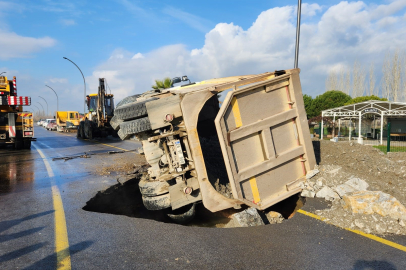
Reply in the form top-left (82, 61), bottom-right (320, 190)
top-left (69, 113), bottom-right (74, 119)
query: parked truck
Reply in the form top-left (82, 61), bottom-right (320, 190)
top-left (0, 75), bottom-right (35, 149)
top-left (77, 78), bottom-right (116, 139)
top-left (56, 111), bottom-right (80, 132)
top-left (112, 69), bottom-right (316, 222)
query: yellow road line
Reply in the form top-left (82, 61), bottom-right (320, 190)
top-left (297, 209), bottom-right (406, 253)
top-left (55, 130), bottom-right (130, 152)
top-left (33, 144), bottom-right (71, 270)
top-left (90, 140), bottom-right (129, 152)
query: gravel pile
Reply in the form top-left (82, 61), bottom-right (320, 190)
top-left (302, 140), bottom-right (406, 235)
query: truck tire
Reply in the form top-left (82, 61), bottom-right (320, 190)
top-left (114, 97), bottom-right (158, 121)
top-left (142, 193), bottom-right (171, 210)
top-left (77, 126), bottom-right (81, 138)
top-left (80, 122), bottom-right (85, 138)
top-left (120, 117), bottom-right (152, 137)
top-left (117, 129), bottom-right (130, 140)
top-left (23, 140), bottom-right (31, 149)
top-left (84, 120), bottom-right (93, 140)
top-left (139, 178), bottom-right (170, 196)
top-left (14, 140), bottom-right (23, 150)
top-left (116, 94), bottom-right (141, 108)
top-left (167, 203), bottom-right (196, 224)
top-left (110, 115), bottom-right (123, 131)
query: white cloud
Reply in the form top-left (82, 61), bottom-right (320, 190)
top-left (90, 1), bottom-right (406, 101)
top-left (47, 77), bottom-right (68, 84)
top-left (60, 19), bottom-right (76, 26)
top-left (0, 30), bottom-right (56, 60)
top-left (132, 53), bottom-right (144, 59)
top-left (163, 6), bottom-right (212, 33)
top-left (301, 3), bottom-right (322, 17)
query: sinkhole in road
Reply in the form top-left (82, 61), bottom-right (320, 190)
top-left (83, 169), bottom-right (303, 228)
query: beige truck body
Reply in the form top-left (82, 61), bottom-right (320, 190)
top-left (115, 69), bottom-right (316, 216)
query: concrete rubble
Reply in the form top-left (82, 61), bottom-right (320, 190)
top-left (342, 191), bottom-right (406, 220)
top-left (229, 207), bottom-right (265, 227)
top-left (300, 152), bottom-right (406, 235)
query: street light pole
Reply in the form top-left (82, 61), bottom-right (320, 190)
top-left (45, 85), bottom-right (59, 114)
top-left (38, 96), bottom-right (48, 116)
top-left (0, 72), bottom-right (6, 76)
top-left (63, 57), bottom-right (86, 114)
top-left (294, 0), bottom-right (302, 69)
top-left (36, 102), bottom-right (45, 115)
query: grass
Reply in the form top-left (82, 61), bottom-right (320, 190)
top-left (373, 145), bottom-right (406, 154)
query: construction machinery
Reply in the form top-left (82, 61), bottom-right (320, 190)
top-left (0, 75), bottom-right (35, 149)
top-left (113, 69), bottom-right (316, 223)
top-left (77, 78), bottom-right (115, 139)
top-left (56, 111), bottom-right (80, 132)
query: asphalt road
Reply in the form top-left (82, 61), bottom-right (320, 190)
top-left (1, 127), bottom-right (406, 269)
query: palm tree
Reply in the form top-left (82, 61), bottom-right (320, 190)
top-left (152, 77), bottom-right (173, 90)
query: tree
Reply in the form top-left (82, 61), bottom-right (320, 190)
top-left (152, 77), bottom-right (173, 90)
top-left (344, 95), bottom-right (387, 105)
top-left (352, 60), bottom-right (366, 97)
top-left (382, 50), bottom-right (402, 101)
top-left (308, 90), bottom-right (352, 118)
top-left (303, 94), bottom-right (313, 119)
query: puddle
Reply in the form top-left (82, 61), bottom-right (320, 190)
top-left (0, 146), bottom-right (37, 195)
top-left (83, 170), bottom-right (304, 228)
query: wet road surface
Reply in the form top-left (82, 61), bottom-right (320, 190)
top-left (1, 127), bottom-right (406, 269)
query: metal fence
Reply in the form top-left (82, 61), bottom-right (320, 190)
top-left (312, 119), bottom-right (406, 153)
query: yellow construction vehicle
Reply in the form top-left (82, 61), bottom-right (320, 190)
top-left (56, 111), bottom-right (80, 132)
top-left (0, 75), bottom-right (35, 149)
top-left (77, 78), bottom-right (115, 139)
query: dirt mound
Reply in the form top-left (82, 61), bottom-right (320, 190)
top-left (314, 140), bottom-right (406, 205)
top-left (308, 140), bottom-right (406, 235)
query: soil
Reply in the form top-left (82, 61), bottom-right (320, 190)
top-left (309, 140), bottom-right (406, 235)
top-left (96, 152), bottom-right (147, 176)
top-left (313, 140), bottom-right (406, 205)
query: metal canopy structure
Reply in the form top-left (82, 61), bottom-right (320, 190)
top-left (321, 100), bottom-right (406, 144)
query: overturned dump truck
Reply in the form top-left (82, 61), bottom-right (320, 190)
top-left (113, 69), bottom-right (316, 222)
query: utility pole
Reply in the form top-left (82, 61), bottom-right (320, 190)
top-left (45, 85), bottom-right (59, 114)
top-left (63, 57), bottom-right (86, 114)
top-left (36, 102), bottom-right (45, 115)
top-left (294, 0), bottom-right (302, 69)
top-left (38, 96), bottom-right (48, 116)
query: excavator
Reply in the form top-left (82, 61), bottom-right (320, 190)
top-left (77, 78), bottom-right (115, 139)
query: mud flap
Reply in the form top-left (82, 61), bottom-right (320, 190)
top-left (8, 113), bottom-right (16, 138)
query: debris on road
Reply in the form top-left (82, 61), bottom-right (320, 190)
top-left (52, 149), bottom-right (138, 161)
top-left (227, 208), bottom-right (265, 228)
top-left (306, 140), bottom-right (406, 235)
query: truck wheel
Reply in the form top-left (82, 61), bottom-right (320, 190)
top-left (117, 129), bottom-right (130, 140)
top-left (23, 140), bottom-right (31, 149)
top-left (139, 178), bottom-right (170, 196)
top-left (14, 140), bottom-right (23, 150)
top-left (166, 203), bottom-right (196, 224)
top-left (114, 97), bottom-right (158, 121)
top-left (120, 117), bottom-right (152, 137)
top-left (80, 122), bottom-right (85, 139)
top-left (76, 126), bottom-right (81, 138)
top-left (142, 193), bottom-right (171, 210)
top-left (116, 94), bottom-right (141, 108)
top-left (110, 115), bottom-right (123, 131)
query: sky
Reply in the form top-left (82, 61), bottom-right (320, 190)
top-left (1, 0), bottom-right (406, 114)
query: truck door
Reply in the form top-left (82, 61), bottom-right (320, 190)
top-left (214, 70), bottom-right (316, 210)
